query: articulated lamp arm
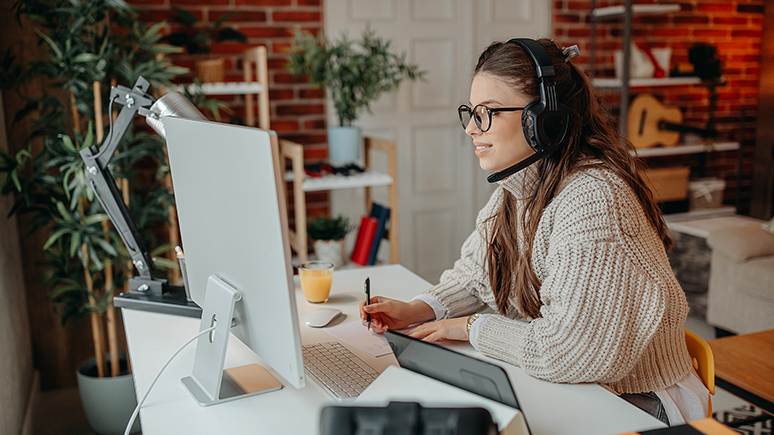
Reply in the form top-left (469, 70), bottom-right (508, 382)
top-left (79, 77), bottom-right (164, 294)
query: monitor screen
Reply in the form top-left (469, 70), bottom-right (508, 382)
top-left (164, 116), bottom-right (305, 391)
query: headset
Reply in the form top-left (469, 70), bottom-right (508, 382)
top-left (487, 38), bottom-right (572, 183)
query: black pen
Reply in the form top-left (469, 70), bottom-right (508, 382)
top-left (365, 277), bottom-right (371, 330)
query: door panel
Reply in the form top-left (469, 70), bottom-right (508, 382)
top-left (327, 0), bottom-right (550, 282)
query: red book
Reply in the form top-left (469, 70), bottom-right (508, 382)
top-left (351, 216), bottom-right (378, 266)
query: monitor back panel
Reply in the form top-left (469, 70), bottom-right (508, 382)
top-left (164, 117), bottom-right (305, 389)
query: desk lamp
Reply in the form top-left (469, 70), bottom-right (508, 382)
top-left (80, 76), bottom-right (205, 317)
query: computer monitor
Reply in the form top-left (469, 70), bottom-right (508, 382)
top-left (163, 116), bottom-right (306, 406)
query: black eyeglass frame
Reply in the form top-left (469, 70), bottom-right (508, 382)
top-left (458, 104), bottom-right (525, 133)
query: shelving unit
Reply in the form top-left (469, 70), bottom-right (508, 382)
top-left (589, 1), bottom-right (690, 135)
top-left (279, 137), bottom-right (399, 265)
top-left (632, 141), bottom-right (740, 158)
top-left (593, 76), bottom-right (701, 89)
top-left (172, 46), bottom-right (270, 130)
top-left (590, 2), bottom-right (744, 215)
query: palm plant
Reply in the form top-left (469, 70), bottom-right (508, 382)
top-left (1, 0), bottom-right (188, 378)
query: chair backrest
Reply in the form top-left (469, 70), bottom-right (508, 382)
top-left (685, 328), bottom-right (715, 417)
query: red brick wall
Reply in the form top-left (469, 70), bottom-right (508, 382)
top-left (553, 0), bottom-right (765, 213)
top-left (130, 0), bottom-right (330, 221)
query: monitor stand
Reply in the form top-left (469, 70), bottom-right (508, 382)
top-left (182, 275), bottom-right (283, 406)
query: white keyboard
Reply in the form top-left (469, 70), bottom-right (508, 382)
top-left (302, 342), bottom-right (380, 399)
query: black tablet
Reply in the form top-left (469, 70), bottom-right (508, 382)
top-left (384, 330), bottom-right (523, 410)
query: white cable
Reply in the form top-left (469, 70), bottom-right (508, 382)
top-left (124, 325), bottom-right (216, 435)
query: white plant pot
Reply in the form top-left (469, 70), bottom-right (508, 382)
top-left (313, 239), bottom-right (345, 268)
top-left (76, 353), bottom-right (141, 435)
top-left (327, 126), bottom-right (361, 164)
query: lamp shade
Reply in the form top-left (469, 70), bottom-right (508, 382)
top-left (146, 91), bottom-right (206, 139)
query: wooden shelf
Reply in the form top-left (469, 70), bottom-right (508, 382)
top-left (279, 138), bottom-right (399, 265)
top-left (283, 171), bottom-right (393, 192)
top-left (172, 46), bottom-right (270, 130)
top-left (631, 141), bottom-right (740, 157)
top-left (173, 82), bottom-right (264, 95)
top-left (593, 77), bottom-right (701, 88)
top-left (592, 4), bottom-right (680, 19)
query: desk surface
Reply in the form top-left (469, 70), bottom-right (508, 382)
top-left (123, 264), bottom-right (664, 435)
top-left (709, 329), bottom-right (774, 414)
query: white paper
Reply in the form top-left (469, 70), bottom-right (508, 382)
top-left (323, 321), bottom-right (392, 358)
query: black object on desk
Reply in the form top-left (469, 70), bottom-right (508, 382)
top-left (365, 277), bottom-right (371, 330)
top-left (320, 401), bottom-right (497, 435)
top-left (385, 330), bottom-right (524, 411)
top-left (114, 286), bottom-right (201, 318)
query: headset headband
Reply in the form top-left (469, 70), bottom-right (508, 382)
top-left (486, 38), bottom-right (571, 183)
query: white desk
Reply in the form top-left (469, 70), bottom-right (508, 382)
top-left (124, 264), bottom-right (665, 435)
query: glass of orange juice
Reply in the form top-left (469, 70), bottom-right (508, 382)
top-left (298, 261), bottom-right (334, 303)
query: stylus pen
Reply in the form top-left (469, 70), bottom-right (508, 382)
top-left (365, 277), bottom-right (371, 330)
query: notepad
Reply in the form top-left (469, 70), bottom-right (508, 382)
top-left (323, 321), bottom-right (392, 358)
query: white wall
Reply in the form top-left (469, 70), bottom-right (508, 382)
top-left (0, 93), bottom-right (35, 434)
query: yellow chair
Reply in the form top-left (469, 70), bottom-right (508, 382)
top-left (685, 329), bottom-right (715, 417)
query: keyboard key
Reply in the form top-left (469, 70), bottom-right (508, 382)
top-left (302, 342), bottom-right (380, 400)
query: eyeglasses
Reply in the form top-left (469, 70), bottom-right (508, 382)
top-left (458, 104), bottom-right (525, 132)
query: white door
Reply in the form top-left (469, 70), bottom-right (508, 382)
top-left (327, 0), bottom-right (550, 283)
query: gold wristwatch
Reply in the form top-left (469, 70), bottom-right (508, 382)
top-left (466, 313), bottom-right (482, 339)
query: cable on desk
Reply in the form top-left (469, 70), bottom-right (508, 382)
top-left (124, 325), bottom-right (216, 435)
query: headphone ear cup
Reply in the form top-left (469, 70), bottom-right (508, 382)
top-left (521, 100), bottom-right (543, 152)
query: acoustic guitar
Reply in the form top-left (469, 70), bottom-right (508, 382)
top-left (627, 93), bottom-right (718, 149)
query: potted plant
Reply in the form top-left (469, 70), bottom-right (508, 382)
top-left (287, 27), bottom-right (424, 163)
top-left (2, 0), bottom-right (186, 433)
top-left (307, 214), bottom-right (355, 267)
top-left (162, 7), bottom-right (248, 83)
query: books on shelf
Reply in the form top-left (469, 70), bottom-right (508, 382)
top-left (367, 203), bottom-right (391, 266)
top-left (350, 203), bottom-right (392, 267)
top-left (351, 216), bottom-right (378, 266)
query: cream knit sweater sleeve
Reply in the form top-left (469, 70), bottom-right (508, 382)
top-left (429, 168), bottom-right (692, 394)
top-left (423, 188), bottom-right (504, 319)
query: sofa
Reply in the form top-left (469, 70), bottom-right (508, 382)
top-left (706, 218), bottom-right (774, 334)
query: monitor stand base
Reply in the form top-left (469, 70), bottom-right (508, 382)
top-left (182, 275), bottom-right (283, 407)
top-left (183, 364), bottom-right (283, 407)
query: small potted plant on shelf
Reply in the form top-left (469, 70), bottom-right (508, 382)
top-left (163, 7), bottom-right (248, 83)
top-left (287, 27), bottom-right (424, 163)
top-left (307, 214), bottom-right (356, 267)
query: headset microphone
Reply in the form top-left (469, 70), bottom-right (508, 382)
top-left (487, 38), bottom-right (571, 183)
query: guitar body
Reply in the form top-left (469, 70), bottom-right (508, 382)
top-left (627, 93), bottom-right (683, 149)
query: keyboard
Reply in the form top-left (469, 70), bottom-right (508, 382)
top-left (302, 341), bottom-right (380, 399)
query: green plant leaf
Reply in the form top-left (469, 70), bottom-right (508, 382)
top-left (43, 228), bottom-right (69, 250)
top-left (83, 213), bottom-right (108, 226)
top-left (93, 236), bottom-right (117, 256)
top-left (70, 231), bottom-right (81, 258)
top-left (60, 135), bottom-right (76, 152)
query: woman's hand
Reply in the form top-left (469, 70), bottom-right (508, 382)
top-left (406, 317), bottom-right (469, 342)
top-left (359, 296), bottom-right (435, 333)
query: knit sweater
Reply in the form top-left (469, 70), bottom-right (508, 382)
top-left (425, 165), bottom-right (693, 395)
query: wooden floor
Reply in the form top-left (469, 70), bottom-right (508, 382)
top-left (33, 387), bottom-right (99, 435)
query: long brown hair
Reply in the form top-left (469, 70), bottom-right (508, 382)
top-left (478, 39), bottom-right (672, 319)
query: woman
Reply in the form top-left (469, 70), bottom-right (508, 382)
top-left (359, 38), bottom-right (708, 425)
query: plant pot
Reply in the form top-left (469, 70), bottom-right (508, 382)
top-left (313, 239), bottom-right (346, 268)
top-left (327, 126), bottom-right (361, 164)
top-left (76, 353), bottom-right (141, 435)
top-left (195, 58), bottom-right (225, 83)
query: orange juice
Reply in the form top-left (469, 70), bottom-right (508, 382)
top-left (299, 267), bottom-right (333, 303)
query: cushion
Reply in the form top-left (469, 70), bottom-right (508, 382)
top-left (707, 224), bottom-right (774, 261)
top-left (763, 216), bottom-right (774, 235)
top-left (738, 257), bottom-right (774, 303)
